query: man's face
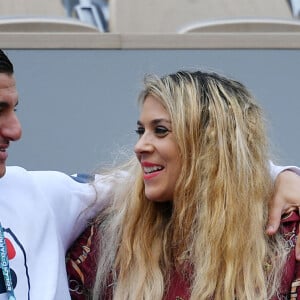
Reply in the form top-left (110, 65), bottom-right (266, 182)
top-left (0, 73), bottom-right (22, 177)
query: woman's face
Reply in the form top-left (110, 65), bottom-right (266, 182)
top-left (134, 95), bottom-right (181, 202)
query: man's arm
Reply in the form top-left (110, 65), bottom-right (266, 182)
top-left (267, 163), bottom-right (300, 259)
top-left (267, 162), bottom-right (300, 235)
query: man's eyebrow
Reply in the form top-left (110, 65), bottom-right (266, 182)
top-left (0, 101), bottom-right (9, 109)
top-left (0, 100), bottom-right (19, 109)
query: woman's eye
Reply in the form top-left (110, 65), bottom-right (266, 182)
top-left (135, 127), bottom-right (144, 136)
top-left (155, 126), bottom-right (169, 136)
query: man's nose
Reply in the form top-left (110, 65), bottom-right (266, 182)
top-left (1, 113), bottom-right (22, 141)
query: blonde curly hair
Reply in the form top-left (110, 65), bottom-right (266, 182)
top-left (93, 70), bottom-right (287, 300)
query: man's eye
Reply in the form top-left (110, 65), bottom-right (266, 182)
top-left (135, 127), bottom-right (144, 136)
top-left (155, 126), bottom-right (169, 136)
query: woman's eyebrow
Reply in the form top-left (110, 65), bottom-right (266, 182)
top-left (137, 119), bottom-right (171, 126)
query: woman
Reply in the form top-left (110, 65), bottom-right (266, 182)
top-left (67, 70), bottom-right (300, 299)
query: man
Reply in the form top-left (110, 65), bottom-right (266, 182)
top-left (0, 50), bottom-right (21, 177)
top-left (0, 49), bottom-right (111, 299)
top-left (0, 49), bottom-right (299, 299)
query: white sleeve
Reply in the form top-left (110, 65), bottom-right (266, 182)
top-left (29, 171), bottom-right (98, 249)
top-left (269, 161), bottom-right (300, 180)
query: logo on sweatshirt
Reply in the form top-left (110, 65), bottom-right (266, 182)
top-left (0, 228), bottom-right (30, 299)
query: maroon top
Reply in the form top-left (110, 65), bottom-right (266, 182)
top-left (66, 211), bottom-right (300, 300)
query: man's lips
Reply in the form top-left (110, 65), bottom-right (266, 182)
top-left (0, 143), bottom-right (9, 161)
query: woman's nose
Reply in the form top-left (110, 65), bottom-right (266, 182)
top-left (134, 133), bottom-right (154, 154)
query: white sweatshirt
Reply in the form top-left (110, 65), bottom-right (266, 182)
top-left (0, 166), bottom-right (103, 300)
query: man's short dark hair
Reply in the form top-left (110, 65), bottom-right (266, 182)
top-left (0, 49), bottom-right (14, 74)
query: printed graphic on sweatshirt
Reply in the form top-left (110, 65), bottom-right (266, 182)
top-left (0, 228), bottom-right (30, 300)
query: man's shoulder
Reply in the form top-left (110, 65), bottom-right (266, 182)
top-left (3, 166), bottom-right (58, 183)
top-left (6, 165), bottom-right (27, 173)
top-left (2, 166), bottom-right (95, 199)
top-left (2, 166), bottom-right (31, 182)
top-left (2, 166), bottom-right (73, 190)
top-left (4, 166), bottom-right (81, 183)
top-left (0, 166), bottom-right (41, 201)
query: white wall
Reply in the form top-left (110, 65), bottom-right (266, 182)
top-left (6, 49), bottom-right (300, 174)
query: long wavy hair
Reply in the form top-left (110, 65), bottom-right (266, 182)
top-left (92, 70), bottom-right (287, 300)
